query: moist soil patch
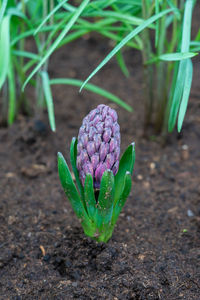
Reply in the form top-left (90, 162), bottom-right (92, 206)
top-left (0, 35), bottom-right (200, 299)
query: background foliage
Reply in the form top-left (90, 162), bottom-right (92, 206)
top-left (0, 0), bottom-right (199, 135)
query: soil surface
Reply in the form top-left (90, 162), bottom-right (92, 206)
top-left (1, 25), bottom-right (200, 300)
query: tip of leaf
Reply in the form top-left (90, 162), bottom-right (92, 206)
top-left (57, 152), bottom-right (62, 158)
top-left (177, 125), bottom-right (181, 133)
top-left (79, 84), bottom-right (84, 93)
top-left (131, 142), bottom-right (135, 148)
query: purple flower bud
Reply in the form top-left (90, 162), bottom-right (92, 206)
top-left (103, 127), bottom-right (112, 143)
top-left (83, 162), bottom-right (93, 177)
top-left (89, 127), bottom-right (96, 140)
top-left (105, 153), bottom-right (115, 169)
top-left (108, 107), bottom-right (117, 122)
top-left (112, 161), bottom-right (119, 175)
top-left (91, 153), bottom-right (99, 170)
top-left (77, 104), bottom-right (120, 189)
top-left (87, 141), bottom-right (95, 157)
top-left (96, 122), bottom-right (104, 134)
top-left (102, 106), bottom-right (109, 120)
top-left (95, 162), bottom-right (107, 188)
top-left (105, 116), bottom-right (113, 128)
top-left (99, 142), bottom-right (109, 162)
top-left (94, 134), bottom-right (102, 151)
top-left (80, 133), bottom-right (88, 148)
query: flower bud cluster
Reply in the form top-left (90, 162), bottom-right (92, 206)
top-left (77, 104), bottom-right (120, 188)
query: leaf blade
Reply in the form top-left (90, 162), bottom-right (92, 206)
top-left (22, 0), bottom-right (90, 90)
top-left (96, 170), bottom-right (115, 229)
top-left (41, 71), bottom-right (56, 132)
top-left (49, 78), bottom-right (132, 112)
top-left (112, 171), bottom-right (132, 225)
top-left (0, 16), bottom-right (10, 89)
top-left (168, 0), bottom-right (193, 132)
top-left (70, 137), bottom-right (84, 200)
top-left (84, 174), bottom-right (96, 220)
top-left (114, 143), bottom-right (135, 205)
top-left (57, 152), bottom-right (88, 221)
top-left (177, 59), bottom-right (193, 132)
top-left (80, 8), bottom-right (174, 91)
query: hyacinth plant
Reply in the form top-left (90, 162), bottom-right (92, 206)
top-left (58, 104), bottom-right (135, 243)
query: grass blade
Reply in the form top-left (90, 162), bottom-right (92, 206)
top-left (177, 59), bottom-right (193, 132)
top-left (83, 10), bottom-right (155, 28)
top-left (49, 78), bottom-right (132, 112)
top-left (80, 8), bottom-right (174, 91)
top-left (34, 0), bottom-right (69, 35)
top-left (0, 16), bottom-right (10, 89)
top-left (22, 0), bottom-right (90, 90)
top-left (116, 50), bottom-right (130, 77)
top-left (146, 52), bottom-right (197, 64)
top-left (168, 0), bottom-right (193, 132)
top-left (7, 55), bottom-right (16, 125)
top-left (159, 52), bottom-right (197, 61)
top-left (155, 0), bottom-right (159, 48)
top-left (41, 71), bottom-right (56, 132)
top-left (12, 50), bottom-right (40, 61)
top-left (0, 0), bottom-right (8, 24)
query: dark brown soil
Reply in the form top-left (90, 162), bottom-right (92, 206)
top-left (1, 33), bottom-right (200, 299)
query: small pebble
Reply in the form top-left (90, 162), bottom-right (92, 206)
top-left (181, 144), bottom-right (189, 160)
top-left (6, 172), bottom-right (15, 178)
top-left (137, 174), bottom-right (143, 180)
top-left (187, 209), bottom-right (194, 217)
top-left (72, 282), bottom-right (78, 287)
top-left (150, 162), bottom-right (156, 169)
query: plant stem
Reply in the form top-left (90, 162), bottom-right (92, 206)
top-left (18, 0), bottom-right (29, 115)
top-left (141, 0), bottom-right (154, 132)
top-left (1, 80), bottom-right (8, 125)
top-left (154, 2), bottom-right (168, 133)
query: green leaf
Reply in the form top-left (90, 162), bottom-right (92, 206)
top-left (159, 52), bottom-right (197, 61)
top-left (12, 50), bottom-right (40, 61)
top-left (0, 16), bottom-right (10, 90)
top-left (168, 0), bottom-right (193, 132)
top-left (114, 143), bottom-right (135, 205)
top-left (177, 59), bottom-right (193, 132)
top-left (84, 174), bottom-right (97, 220)
top-left (34, 0), bottom-right (69, 35)
top-left (57, 152), bottom-right (88, 221)
top-left (155, 0), bottom-right (159, 48)
top-left (96, 170), bottom-right (115, 229)
top-left (22, 0), bottom-right (90, 90)
top-left (82, 10), bottom-right (155, 28)
top-left (41, 71), bottom-right (56, 132)
top-left (49, 78), bottom-right (132, 112)
top-left (146, 52), bottom-right (197, 64)
top-left (116, 49), bottom-right (130, 77)
top-left (80, 8), bottom-right (174, 90)
top-left (7, 54), bottom-right (16, 125)
top-left (70, 137), bottom-right (84, 200)
top-left (0, 0), bottom-right (8, 24)
top-left (112, 171), bottom-right (132, 225)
